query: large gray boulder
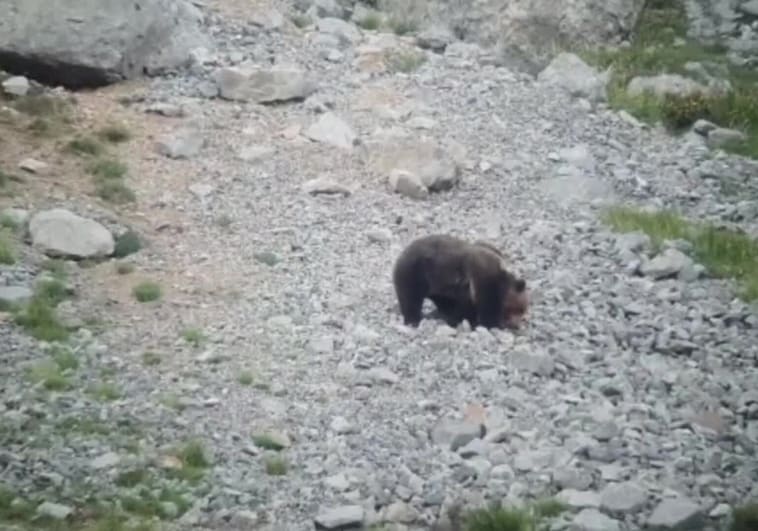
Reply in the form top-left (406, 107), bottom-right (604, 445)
top-left (29, 209), bottom-right (115, 259)
top-left (0, 0), bottom-right (211, 89)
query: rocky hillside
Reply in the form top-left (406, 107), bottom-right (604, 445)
top-left (1, 0), bottom-right (758, 530)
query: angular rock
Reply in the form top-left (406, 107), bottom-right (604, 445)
top-left (0, 0), bottom-right (211, 89)
top-left (314, 505), bottom-right (364, 529)
top-left (646, 497), bottom-right (703, 530)
top-left (639, 248), bottom-right (697, 281)
top-left (302, 176), bottom-right (352, 196)
top-left (0, 286), bottom-right (33, 306)
top-left (538, 53), bottom-right (608, 102)
top-left (509, 350), bottom-right (555, 376)
top-left (215, 66), bottom-right (317, 103)
top-left (371, 140), bottom-right (459, 192)
top-left (316, 17), bottom-right (362, 45)
top-left (627, 74), bottom-right (712, 99)
top-left (417, 25), bottom-right (456, 52)
top-left (304, 112), bottom-right (357, 149)
top-left (599, 481), bottom-right (647, 513)
top-left (557, 489), bottom-right (601, 509)
top-left (36, 501), bottom-right (73, 520)
top-left (2, 75), bottom-right (29, 96)
top-left (250, 8), bottom-right (284, 30)
top-left (383, 501), bottom-right (418, 524)
top-left (706, 127), bottom-right (747, 149)
top-left (29, 208), bottom-right (114, 259)
top-left (431, 419), bottom-right (484, 451)
top-left (18, 157), bottom-right (49, 174)
top-left (155, 127), bottom-right (204, 159)
top-left (90, 452), bottom-right (120, 469)
top-left (570, 508), bottom-right (621, 531)
top-left (389, 169), bottom-right (428, 199)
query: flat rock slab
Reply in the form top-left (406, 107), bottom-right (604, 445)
top-left (29, 208), bottom-right (114, 259)
top-left (215, 66), bottom-right (317, 103)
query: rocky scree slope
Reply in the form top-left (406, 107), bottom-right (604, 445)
top-left (2, 1), bottom-right (758, 530)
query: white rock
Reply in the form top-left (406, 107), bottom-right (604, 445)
top-left (538, 52), bottom-right (608, 102)
top-left (29, 209), bottom-right (115, 259)
top-left (388, 169), bottom-right (428, 199)
top-left (2, 75), bottom-right (30, 96)
top-left (304, 112), bottom-right (357, 149)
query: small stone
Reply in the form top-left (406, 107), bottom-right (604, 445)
top-left (367, 228), bottom-right (392, 243)
top-left (384, 501), bottom-right (418, 524)
top-left (509, 350), bottom-right (555, 376)
top-left (693, 119), bottom-right (717, 135)
top-left (0, 286), bottom-right (33, 306)
top-left (2, 75), bottom-right (30, 96)
top-left (304, 112), bottom-right (357, 149)
top-left (18, 157), bottom-right (49, 174)
top-left (557, 489), bottom-right (601, 509)
top-left (458, 438), bottom-right (489, 458)
top-left (36, 502), bottom-right (73, 520)
top-left (570, 508), bottom-right (621, 531)
top-left (188, 183), bottom-right (213, 198)
top-left (389, 169), bottom-right (428, 199)
top-left (709, 503), bottom-right (730, 518)
top-left (90, 452), bottom-right (120, 469)
top-left (314, 505), bottom-right (364, 529)
top-left (230, 510), bottom-right (259, 527)
top-left (640, 248), bottom-right (697, 280)
top-left (646, 497), bottom-right (703, 530)
top-left (330, 416), bottom-right (356, 434)
top-left (146, 102), bottom-right (185, 117)
top-left (302, 176), bottom-right (352, 196)
top-left (706, 127), bottom-right (747, 149)
top-left (324, 473), bottom-right (351, 491)
top-left (365, 367), bottom-right (399, 384)
top-left (600, 481), bottom-right (647, 513)
top-left (431, 419), bottom-right (483, 451)
top-left (156, 127), bottom-right (204, 159)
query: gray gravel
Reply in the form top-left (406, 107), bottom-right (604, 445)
top-left (2, 1), bottom-right (758, 530)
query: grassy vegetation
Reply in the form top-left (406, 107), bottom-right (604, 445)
top-left (114, 230), bottom-right (142, 258)
top-left (730, 501), bottom-right (758, 531)
top-left (603, 206), bottom-right (758, 300)
top-left (252, 433), bottom-right (286, 451)
top-left (142, 351), bottom-right (161, 366)
top-left (132, 281), bottom-right (162, 303)
top-left (181, 328), bottom-right (205, 347)
top-left (88, 381), bottom-right (122, 402)
top-left (13, 277), bottom-right (71, 341)
top-left (67, 135), bottom-right (105, 156)
top-left (386, 50), bottom-right (427, 73)
top-left (237, 371), bottom-right (254, 385)
top-left (461, 498), bottom-right (568, 531)
top-left (0, 229), bottom-right (15, 264)
top-left (581, 0), bottom-right (758, 158)
top-left (98, 123), bottom-right (131, 143)
top-left (264, 456), bottom-right (288, 476)
top-left (86, 157), bottom-right (136, 204)
top-left (290, 13), bottom-right (311, 28)
top-left (356, 13), bottom-right (382, 30)
top-left (26, 359), bottom-right (72, 391)
top-left (387, 15), bottom-right (417, 36)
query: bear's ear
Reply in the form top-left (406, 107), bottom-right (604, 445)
top-left (513, 278), bottom-right (526, 293)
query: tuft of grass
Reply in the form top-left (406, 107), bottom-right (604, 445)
top-left (35, 278), bottom-right (69, 306)
top-left (115, 468), bottom-right (150, 488)
top-left (290, 13), bottom-right (311, 28)
top-left (237, 371), bottom-right (254, 386)
top-left (387, 16), bottom-right (417, 36)
top-left (580, 0), bottom-right (758, 158)
top-left (730, 502), bottom-right (758, 531)
top-left (142, 351), bottom-right (161, 366)
top-left (98, 123), bottom-right (131, 143)
top-left (114, 230), bottom-right (142, 258)
top-left (12, 94), bottom-right (70, 116)
top-left (181, 328), bottom-right (205, 347)
top-left (51, 345), bottom-right (79, 371)
top-left (603, 207), bottom-right (758, 300)
top-left (464, 505), bottom-right (536, 531)
top-left (531, 498), bottom-right (568, 519)
top-left (356, 13), bottom-right (381, 30)
top-left (133, 281), bottom-right (162, 303)
top-left (0, 214), bottom-right (18, 231)
top-left (26, 360), bottom-right (71, 391)
top-left (252, 434), bottom-right (286, 451)
top-left (88, 382), bottom-right (122, 402)
top-left (179, 440), bottom-right (210, 468)
top-left (67, 136), bottom-right (105, 156)
top-left (264, 456), bottom-right (288, 476)
top-left (88, 158), bottom-right (127, 180)
top-left (14, 297), bottom-right (69, 341)
top-left (95, 179), bottom-right (137, 204)
top-left (40, 259), bottom-right (67, 279)
top-left (116, 262), bottom-right (136, 275)
top-left (0, 230), bottom-right (14, 264)
top-left (386, 50), bottom-right (427, 74)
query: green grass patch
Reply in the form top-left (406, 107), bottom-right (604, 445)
top-left (237, 371), bottom-right (254, 386)
top-left (26, 359), bottom-right (72, 391)
top-left (730, 501), bottom-right (758, 531)
top-left (264, 456), bottom-right (288, 476)
top-left (132, 281), bottom-right (162, 303)
top-left (67, 136), bottom-right (105, 156)
top-left (252, 433), bottom-right (286, 451)
top-left (88, 158), bottom-right (127, 180)
top-left (88, 382), bottom-right (122, 402)
top-left (356, 13), bottom-right (381, 30)
top-left (580, 0), bottom-right (758, 158)
top-left (114, 230), bottom-right (142, 258)
top-left (0, 230), bottom-right (14, 264)
top-left (35, 277), bottom-right (69, 306)
top-left (603, 206), bottom-right (758, 300)
top-left (387, 16), bottom-right (417, 36)
top-left (386, 50), bottom-right (426, 73)
top-left (41, 258), bottom-right (68, 279)
top-left (95, 178), bottom-right (136, 204)
top-left (50, 345), bottom-right (79, 371)
top-left (290, 13), bottom-right (312, 28)
top-left (14, 297), bottom-right (70, 341)
top-left (141, 351), bottom-right (161, 366)
top-left (181, 328), bottom-right (205, 347)
top-left (98, 123), bottom-right (131, 143)
top-left (0, 214), bottom-right (18, 231)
